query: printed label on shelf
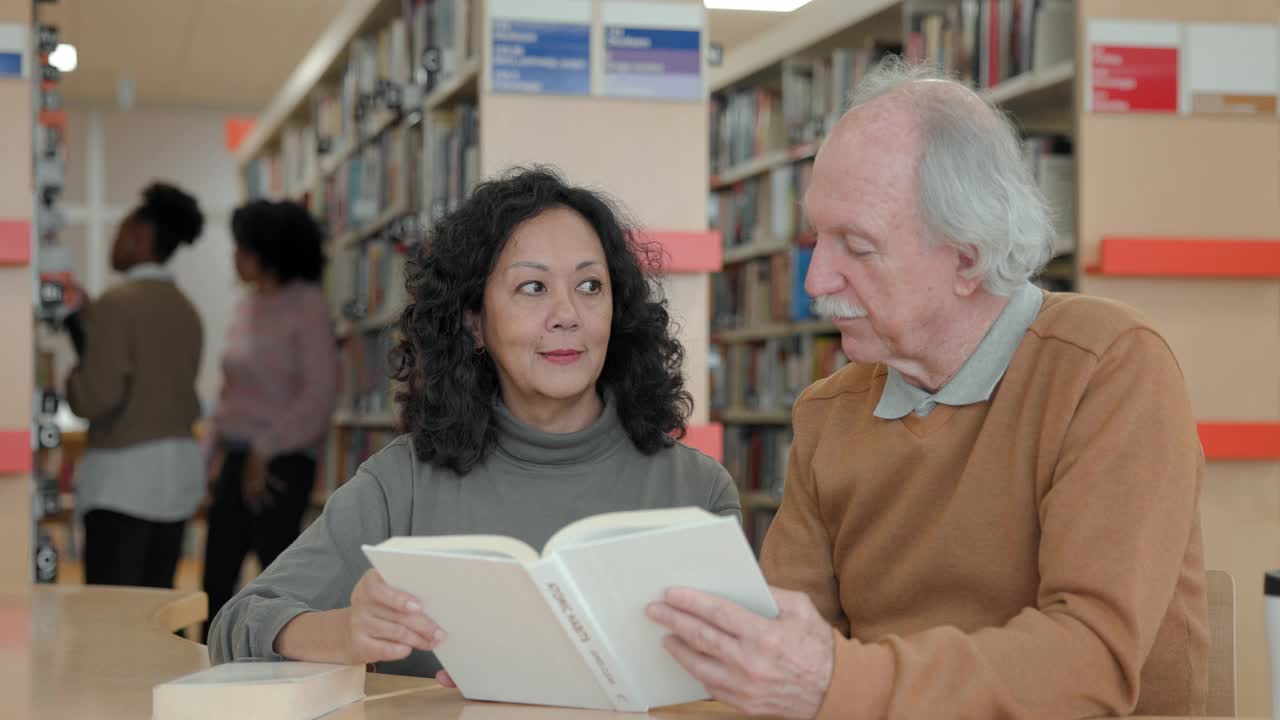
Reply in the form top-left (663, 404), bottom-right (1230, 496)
top-left (0, 24), bottom-right (27, 79)
top-left (1183, 23), bottom-right (1280, 116)
top-left (601, 1), bottom-right (703, 101)
top-left (490, 0), bottom-right (591, 96)
top-left (1086, 20), bottom-right (1181, 114)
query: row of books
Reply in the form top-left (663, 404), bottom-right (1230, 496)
top-left (244, 0), bottom-right (479, 204)
top-left (744, 508), bottom-right (777, 557)
top-left (1024, 133), bottom-right (1075, 255)
top-left (711, 247), bottom-right (814, 331)
top-left (710, 334), bottom-right (849, 413)
top-left (709, 87), bottom-right (783, 176)
top-left (323, 125), bottom-right (413, 239)
top-left (780, 40), bottom-right (903, 147)
top-left (340, 328), bottom-right (399, 416)
top-left (903, 0), bottom-right (1074, 89)
top-left (427, 105), bottom-right (480, 220)
top-left (710, 160), bottom-right (813, 253)
top-left (724, 426), bottom-right (792, 498)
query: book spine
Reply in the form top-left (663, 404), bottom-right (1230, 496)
top-left (527, 559), bottom-right (644, 712)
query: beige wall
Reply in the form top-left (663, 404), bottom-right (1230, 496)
top-left (1077, 0), bottom-right (1280, 715)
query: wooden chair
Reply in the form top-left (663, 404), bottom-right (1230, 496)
top-left (1206, 569), bottom-right (1237, 716)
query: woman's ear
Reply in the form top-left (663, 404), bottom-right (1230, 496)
top-left (463, 309), bottom-right (484, 350)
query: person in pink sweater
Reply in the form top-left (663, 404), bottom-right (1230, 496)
top-left (201, 199), bottom-right (339, 640)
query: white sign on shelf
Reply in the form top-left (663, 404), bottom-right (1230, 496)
top-left (1182, 23), bottom-right (1280, 116)
top-left (0, 24), bottom-right (28, 79)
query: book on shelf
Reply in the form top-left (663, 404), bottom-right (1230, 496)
top-left (1022, 133), bottom-right (1075, 257)
top-left (152, 661), bottom-right (364, 720)
top-left (903, 0), bottom-right (1074, 89)
top-left (710, 334), bottom-right (848, 413)
top-left (778, 39), bottom-right (902, 147)
top-left (427, 104), bottom-right (479, 220)
top-left (362, 506), bottom-right (778, 712)
top-left (723, 426), bottom-right (792, 499)
top-left (339, 327), bottom-right (399, 418)
top-left (324, 124), bottom-right (411, 238)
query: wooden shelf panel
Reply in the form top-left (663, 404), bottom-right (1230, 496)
top-left (980, 61), bottom-right (1075, 108)
top-left (711, 142), bottom-right (819, 190)
top-left (715, 408), bottom-right (792, 425)
top-left (425, 60), bottom-right (480, 111)
top-left (741, 492), bottom-right (782, 511)
top-left (722, 238), bottom-right (790, 265)
top-left (1089, 237), bottom-right (1280, 278)
top-left (333, 412), bottom-right (397, 429)
top-left (320, 109), bottom-right (403, 178)
top-left (714, 320), bottom-right (838, 343)
top-left (335, 204), bottom-right (410, 249)
top-left (1198, 422), bottom-right (1280, 461)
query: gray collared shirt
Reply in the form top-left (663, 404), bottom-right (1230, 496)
top-left (875, 281), bottom-right (1044, 419)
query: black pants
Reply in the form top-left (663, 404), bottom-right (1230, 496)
top-left (201, 449), bottom-right (315, 641)
top-left (83, 509), bottom-right (186, 588)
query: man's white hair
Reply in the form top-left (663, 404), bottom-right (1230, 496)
top-left (846, 57), bottom-right (1054, 296)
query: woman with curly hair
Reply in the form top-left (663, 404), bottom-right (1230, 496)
top-left (65, 182), bottom-right (205, 589)
top-left (208, 167), bottom-right (738, 679)
top-left (201, 199), bottom-right (339, 640)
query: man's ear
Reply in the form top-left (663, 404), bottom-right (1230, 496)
top-left (953, 245), bottom-right (984, 297)
top-left (463, 309), bottom-right (484, 349)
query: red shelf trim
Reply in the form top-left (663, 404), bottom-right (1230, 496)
top-left (679, 423), bottom-right (724, 462)
top-left (638, 230), bottom-right (722, 273)
top-left (0, 430), bottom-right (29, 474)
top-left (0, 220), bottom-right (30, 266)
top-left (1198, 422), bottom-right (1280, 461)
top-left (1089, 236), bottom-right (1280, 278)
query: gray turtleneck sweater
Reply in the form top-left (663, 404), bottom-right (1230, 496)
top-left (206, 398), bottom-right (740, 676)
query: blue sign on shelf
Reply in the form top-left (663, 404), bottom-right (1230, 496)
top-left (604, 26), bottom-right (701, 100)
top-left (491, 19), bottom-right (590, 96)
top-left (0, 52), bottom-right (21, 78)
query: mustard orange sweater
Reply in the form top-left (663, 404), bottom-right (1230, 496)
top-left (760, 292), bottom-right (1208, 719)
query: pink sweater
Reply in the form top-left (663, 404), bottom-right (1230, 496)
top-left (210, 282), bottom-right (339, 460)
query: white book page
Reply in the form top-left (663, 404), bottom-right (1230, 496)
top-left (362, 547), bottom-right (610, 709)
top-left (551, 515), bottom-right (778, 709)
top-left (542, 506), bottom-right (717, 557)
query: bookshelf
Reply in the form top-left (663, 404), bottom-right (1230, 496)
top-left (707, 0), bottom-right (1079, 550)
top-left (240, 0), bottom-right (720, 505)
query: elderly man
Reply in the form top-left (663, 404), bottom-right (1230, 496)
top-left (648, 60), bottom-right (1207, 718)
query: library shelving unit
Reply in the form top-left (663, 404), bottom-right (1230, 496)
top-left (1075, 0), bottom-right (1279, 714)
top-left (0, 0), bottom-right (34, 709)
top-left (706, 0), bottom-right (1078, 549)
top-left (238, 0), bottom-right (723, 505)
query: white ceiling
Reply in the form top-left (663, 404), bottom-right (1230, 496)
top-left (36, 1), bottom-right (782, 111)
top-left (36, 0), bottom-right (346, 109)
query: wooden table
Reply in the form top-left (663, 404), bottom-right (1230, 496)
top-left (29, 585), bottom-right (1254, 719)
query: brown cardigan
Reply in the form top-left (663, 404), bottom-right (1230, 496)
top-left (66, 277), bottom-right (203, 449)
top-left (761, 291), bottom-right (1208, 719)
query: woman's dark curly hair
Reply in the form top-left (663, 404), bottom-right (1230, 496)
top-left (393, 166), bottom-right (692, 473)
top-left (230, 199), bottom-right (326, 283)
top-left (132, 182), bottom-right (204, 262)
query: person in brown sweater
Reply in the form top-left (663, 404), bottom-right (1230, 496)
top-left (646, 59), bottom-right (1208, 718)
top-left (64, 183), bottom-right (205, 589)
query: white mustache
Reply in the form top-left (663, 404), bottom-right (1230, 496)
top-left (813, 295), bottom-right (868, 320)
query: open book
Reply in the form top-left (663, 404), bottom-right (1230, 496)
top-left (361, 506), bottom-right (777, 712)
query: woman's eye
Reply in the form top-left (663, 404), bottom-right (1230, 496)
top-left (577, 279), bottom-right (603, 294)
top-left (517, 281), bottom-right (546, 295)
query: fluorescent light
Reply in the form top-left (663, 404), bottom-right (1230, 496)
top-left (49, 43), bottom-right (76, 73)
top-left (704, 0), bottom-right (814, 10)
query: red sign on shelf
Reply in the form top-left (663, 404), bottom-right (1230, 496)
top-left (1090, 45), bottom-right (1179, 113)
